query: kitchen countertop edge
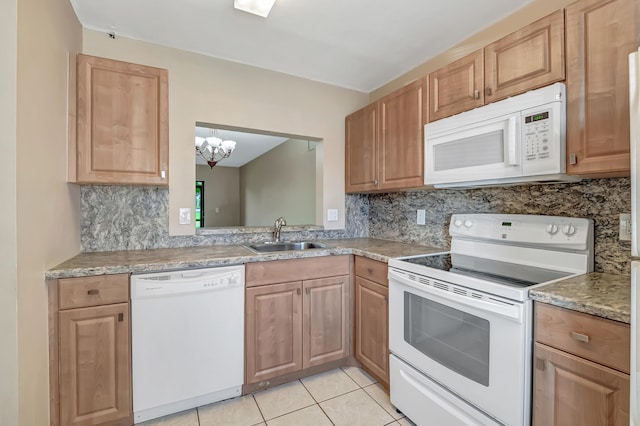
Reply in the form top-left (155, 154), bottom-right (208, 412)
top-left (530, 272), bottom-right (631, 324)
top-left (46, 238), bottom-right (447, 280)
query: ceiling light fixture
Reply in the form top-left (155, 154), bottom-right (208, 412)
top-left (195, 130), bottom-right (237, 169)
top-left (234, 0), bottom-right (276, 17)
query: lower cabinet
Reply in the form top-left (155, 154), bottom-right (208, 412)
top-left (354, 256), bottom-right (389, 388)
top-left (245, 281), bottom-right (304, 382)
top-left (533, 302), bottom-right (630, 426)
top-left (303, 276), bottom-right (350, 368)
top-left (533, 343), bottom-right (630, 426)
top-left (49, 274), bottom-right (132, 426)
top-left (245, 256), bottom-right (350, 385)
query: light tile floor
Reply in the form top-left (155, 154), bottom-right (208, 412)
top-left (139, 366), bottom-right (416, 426)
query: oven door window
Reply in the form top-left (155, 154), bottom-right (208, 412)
top-left (404, 292), bottom-right (490, 386)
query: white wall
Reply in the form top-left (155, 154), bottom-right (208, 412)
top-left (81, 30), bottom-right (369, 235)
top-left (0, 0), bottom-right (18, 424)
top-left (16, 0), bottom-right (82, 423)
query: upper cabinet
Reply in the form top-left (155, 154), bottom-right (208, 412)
top-left (428, 50), bottom-right (484, 122)
top-left (565, 0), bottom-right (639, 176)
top-left (484, 10), bottom-right (565, 103)
top-left (378, 80), bottom-right (425, 190)
top-left (345, 103), bottom-right (378, 192)
top-left (345, 80), bottom-right (424, 193)
top-left (428, 11), bottom-right (564, 121)
top-left (71, 54), bottom-right (169, 185)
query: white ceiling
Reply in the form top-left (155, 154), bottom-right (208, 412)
top-left (195, 127), bottom-right (290, 167)
top-left (69, 0), bottom-right (534, 92)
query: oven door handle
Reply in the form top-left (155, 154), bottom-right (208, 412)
top-left (389, 270), bottom-right (523, 322)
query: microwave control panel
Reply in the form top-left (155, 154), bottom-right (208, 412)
top-left (524, 110), bottom-right (551, 161)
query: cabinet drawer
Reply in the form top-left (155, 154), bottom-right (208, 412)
top-left (246, 255), bottom-right (350, 287)
top-left (58, 274), bottom-right (129, 310)
top-left (535, 303), bottom-right (630, 373)
top-left (354, 256), bottom-right (388, 287)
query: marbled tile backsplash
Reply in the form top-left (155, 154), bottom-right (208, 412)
top-left (81, 178), bottom-right (631, 274)
top-left (368, 178), bottom-right (631, 274)
top-left (80, 186), bottom-right (367, 252)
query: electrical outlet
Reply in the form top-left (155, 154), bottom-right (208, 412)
top-left (417, 209), bottom-right (426, 225)
top-left (619, 213), bottom-right (631, 241)
top-left (179, 208), bottom-right (191, 225)
top-left (327, 209), bottom-right (339, 222)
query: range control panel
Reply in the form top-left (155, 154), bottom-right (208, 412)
top-left (524, 110), bottom-right (552, 161)
top-left (450, 213), bottom-right (593, 250)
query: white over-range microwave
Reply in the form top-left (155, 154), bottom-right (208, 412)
top-left (424, 82), bottom-right (580, 188)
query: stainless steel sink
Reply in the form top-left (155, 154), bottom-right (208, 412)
top-left (245, 241), bottom-right (327, 253)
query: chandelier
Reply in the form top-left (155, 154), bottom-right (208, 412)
top-left (195, 131), bottom-right (237, 169)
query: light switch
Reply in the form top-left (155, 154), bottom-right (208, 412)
top-left (417, 209), bottom-right (426, 225)
top-left (327, 209), bottom-right (339, 222)
top-left (179, 208), bottom-right (191, 225)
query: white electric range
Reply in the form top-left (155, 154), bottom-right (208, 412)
top-left (388, 213), bottom-right (594, 426)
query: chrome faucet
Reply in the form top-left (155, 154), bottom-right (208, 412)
top-left (273, 217), bottom-right (287, 242)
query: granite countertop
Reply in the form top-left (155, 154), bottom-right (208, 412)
top-left (46, 238), bottom-right (447, 280)
top-left (530, 272), bottom-right (631, 324)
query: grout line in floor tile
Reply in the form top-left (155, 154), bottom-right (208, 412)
top-left (339, 366), bottom-right (366, 389)
top-left (252, 393), bottom-right (267, 425)
top-left (316, 402), bottom-right (337, 426)
top-left (316, 387), bottom-right (362, 405)
top-left (262, 402), bottom-right (335, 425)
top-left (362, 383), bottom-right (406, 421)
top-left (298, 378), bottom-right (321, 405)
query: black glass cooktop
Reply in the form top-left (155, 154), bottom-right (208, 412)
top-left (398, 253), bottom-right (573, 288)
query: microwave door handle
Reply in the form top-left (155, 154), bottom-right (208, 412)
top-left (507, 116), bottom-right (519, 166)
top-left (389, 270), bottom-right (522, 321)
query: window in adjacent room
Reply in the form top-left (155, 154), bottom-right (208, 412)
top-left (196, 180), bottom-right (204, 228)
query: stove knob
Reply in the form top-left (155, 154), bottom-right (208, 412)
top-left (464, 219), bottom-right (473, 228)
top-left (453, 219), bottom-right (463, 228)
top-left (545, 224), bottom-right (558, 235)
top-left (562, 224), bottom-right (576, 236)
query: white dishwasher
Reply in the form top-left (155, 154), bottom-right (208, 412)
top-left (131, 265), bottom-right (244, 424)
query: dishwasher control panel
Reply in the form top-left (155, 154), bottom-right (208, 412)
top-left (130, 265), bottom-right (245, 299)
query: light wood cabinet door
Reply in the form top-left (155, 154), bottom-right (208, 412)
top-left (378, 80), bottom-right (424, 190)
top-left (245, 281), bottom-right (303, 384)
top-left (58, 303), bottom-right (131, 426)
top-left (354, 276), bottom-right (389, 388)
top-left (566, 0), bottom-right (639, 176)
top-left (428, 50), bottom-right (484, 121)
top-left (302, 276), bottom-right (349, 369)
top-left (75, 54), bottom-right (169, 185)
top-left (345, 103), bottom-right (378, 192)
top-left (533, 343), bottom-right (630, 426)
top-left (484, 10), bottom-right (565, 103)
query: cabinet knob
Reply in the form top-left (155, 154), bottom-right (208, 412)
top-left (306, 287), bottom-right (310, 295)
top-left (296, 288), bottom-right (301, 295)
top-left (474, 90), bottom-right (480, 99)
top-left (118, 313), bottom-right (124, 322)
top-left (535, 357), bottom-right (546, 371)
top-left (87, 289), bottom-right (99, 295)
top-left (569, 153), bottom-right (577, 165)
top-left (485, 87), bottom-right (493, 96)
top-left (374, 179), bottom-right (379, 186)
top-left (161, 170), bottom-right (166, 179)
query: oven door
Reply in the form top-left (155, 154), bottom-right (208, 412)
top-left (388, 268), bottom-right (532, 426)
